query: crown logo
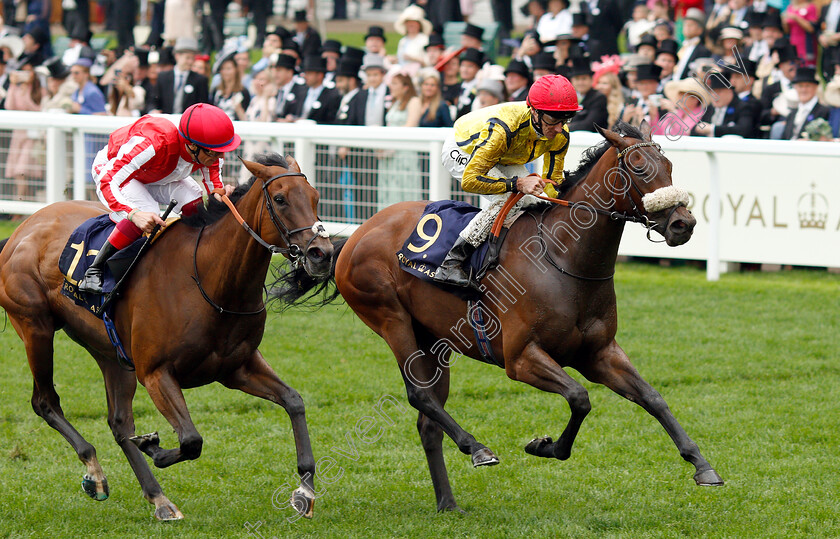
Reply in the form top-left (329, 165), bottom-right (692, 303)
top-left (797, 183), bottom-right (828, 230)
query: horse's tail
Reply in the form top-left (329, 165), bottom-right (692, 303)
top-left (268, 238), bottom-right (347, 310)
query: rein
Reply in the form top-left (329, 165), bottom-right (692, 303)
top-left (519, 140), bottom-right (678, 281)
top-left (192, 171), bottom-right (330, 316)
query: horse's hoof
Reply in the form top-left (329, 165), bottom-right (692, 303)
top-left (471, 447), bottom-right (499, 467)
top-left (291, 486), bottom-right (315, 519)
top-left (81, 474), bottom-right (109, 501)
top-left (694, 469), bottom-right (724, 486)
top-left (154, 502), bottom-right (185, 521)
top-left (524, 436), bottom-right (554, 457)
top-left (437, 503), bottom-right (467, 514)
top-left (130, 432), bottom-right (160, 451)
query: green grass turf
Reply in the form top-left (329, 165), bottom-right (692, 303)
top-left (0, 219), bottom-right (838, 537)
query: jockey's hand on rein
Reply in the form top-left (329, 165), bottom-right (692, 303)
top-left (213, 184), bottom-right (235, 201)
top-left (517, 174), bottom-right (546, 196)
top-left (129, 211), bottom-right (167, 234)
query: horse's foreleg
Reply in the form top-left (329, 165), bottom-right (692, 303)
top-left (580, 340), bottom-right (723, 485)
top-left (221, 350), bottom-right (316, 519)
top-left (507, 343), bottom-right (592, 461)
top-left (134, 368), bottom-right (203, 468)
top-left (12, 315), bottom-right (108, 501)
top-left (98, 359), bottom-right (183, 520)
top-left (386, 319), bottom-right (499, 468)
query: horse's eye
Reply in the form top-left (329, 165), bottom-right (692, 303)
top-left (273, 194), bottom-right (287, 206)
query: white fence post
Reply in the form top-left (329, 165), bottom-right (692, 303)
top-left (706, 151), bottom-right (721, 282)
top-left (294, 137), bottom-right (315, 187)
top-left (73, 130), bottom-right (88, 201)
top-left (45, 128), bottom-right (65, 204)
top-left (428, 139), bottom-right (449, 201)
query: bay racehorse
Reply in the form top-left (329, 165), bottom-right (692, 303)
top-left (0, 154), bottom-right (331, 520)
top-left (276, 121), bottom-right (723, 511)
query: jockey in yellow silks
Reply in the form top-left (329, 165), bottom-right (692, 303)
top-left (436, 74), bottom-right (582, 288)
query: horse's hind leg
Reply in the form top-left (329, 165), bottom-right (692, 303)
top-left (385, 317), bottom-right (498, 468)
top-left (506, 343), bottom-right (592, 461)
top-left (98, 358), bottom-right (183, 520)
top-left (132, 368), bottom-right (203, 469)
top-left (221, 350), bottom-right (316, 519)
top-left (10, 316), bottom-right (109, 501)
top-left (579, 340), bottom-right (723, 486)
top-left (413, 330), bottom-right (461, 513)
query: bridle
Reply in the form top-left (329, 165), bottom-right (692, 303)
top-left (192, 171), bottom-right (330, 315)
top-left (532, 139), bottom-right (685, 280)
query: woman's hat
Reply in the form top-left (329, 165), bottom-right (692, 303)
top-left (476, 79), bottom-right (504, 100)
top-left (0, 35), bottom-right (24, 60)
top-left (395, 4), bottom-right (433, 35)
top-left (718, 26), bottom-right (744, 42)
top-left (663, 77), bottom-right (710, 104)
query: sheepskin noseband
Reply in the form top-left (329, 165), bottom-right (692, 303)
top-left (641, 185), bottom-right (690, 213)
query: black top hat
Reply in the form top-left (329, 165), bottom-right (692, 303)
top-left (572, 12), bottom-right (590, 27)
top-left (773, 42), bottom-right (799, 64)
top-left (706, 71), bottom-right (732, 90)
top-left (342, 46), bottom-right (365, 63)
top-left (738, 59), bottom-right (757, 79)
top-left (365, 26), bottom-right (387, 42)
top-left (335, 58), bottom-right (361, 78)
top-left (70, 28), bottom-right (93, 43)
top-left (426, 33), bottom-right (445, 49)
top-left (134, 47), bottom-right (150, 68)
top-left (24, 26), bottom-right (48, 47)
top-left (459, 47), bottom-right (485, 66)
top-left (791, 66), bottom-right (819, 84)
top-left (655, 38), bottom-right (679, 60)
top-left (42, 56), bottom-right (70, 78)
top-left (555, 64), bottom-right (571, 78)
top-left (281, 38), bottom-right (301, 55)
top-left (294, 10), bottom-right (308, 23)
top-left (637, 34), bottom-right (657, 50)
top-left (569, 56), bottom-right (592, 77)
top-left (273, 52), bottom-right (297, 70)
top-left (635, 63), bottom-right (662, 81)
top-left (321, 39), bottom-right (342, 55)
top-left (462, 23), bottom-right (484, 41)
top-left (268, 26), bottom-right (291, 40)
top-left (302, 55), bottom-right (327, 72)
top-left (505, 59), bottom-right (532, 79)
top-left (762, 11), bottom-right (783, 30)
top-left (531, 51), bottom-right (557, 71)
top-left (745, 10), bottom-right (765, 28)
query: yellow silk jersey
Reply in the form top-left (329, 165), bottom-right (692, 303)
top-left (453, 102), bottom-right (570, 197)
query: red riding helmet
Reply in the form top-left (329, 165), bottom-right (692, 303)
top-left (526, 74), bottom-right (583, 113)
top-left (178, 103), bottom-right (242, 152)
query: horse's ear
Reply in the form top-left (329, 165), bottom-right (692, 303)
top-left (595, 124), bottom-right (624, 148)
top-left (639, 119), bottom-right (653, 141)
top-left (285, 155), bottom-right (301, 173)
top-left (241, 159), bottom-right (269, 179)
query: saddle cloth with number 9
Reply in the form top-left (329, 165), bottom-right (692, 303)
top-left (396, 200), bottom-right (492, 285)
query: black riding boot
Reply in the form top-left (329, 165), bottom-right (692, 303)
top-left (433, 237), bottom-right (477, 289)
top-left (77, 241), bottom-right (119, 294)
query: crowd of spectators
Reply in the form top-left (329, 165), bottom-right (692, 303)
top-left (1, 0), bottom-right (840, 208)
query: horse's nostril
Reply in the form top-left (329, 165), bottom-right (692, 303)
top-left (307, 247), bottom-right (326, 261)
top-left (670, 220), bottom-right (687, 232)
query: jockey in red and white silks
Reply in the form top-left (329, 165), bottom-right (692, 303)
top-left (77, 103), bottom-right (242, 294)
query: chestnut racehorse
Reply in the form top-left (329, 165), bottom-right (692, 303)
top-left (277, 121), bottom-right (723, 511)
top-left (0, 154), bottom-right (332, 520)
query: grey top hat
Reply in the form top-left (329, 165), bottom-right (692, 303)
top-left (361, 53), bottom-right (387, 71)
top-left (174, 37), bottom-right (199, 53)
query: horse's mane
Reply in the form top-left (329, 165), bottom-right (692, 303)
top-left (557, 121), bottom-right (646, 197)
top-left (179, 152), bottom-right (290, 228)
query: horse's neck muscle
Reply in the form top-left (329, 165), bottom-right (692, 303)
top-left (198, 188), bottom-right (271, 308)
